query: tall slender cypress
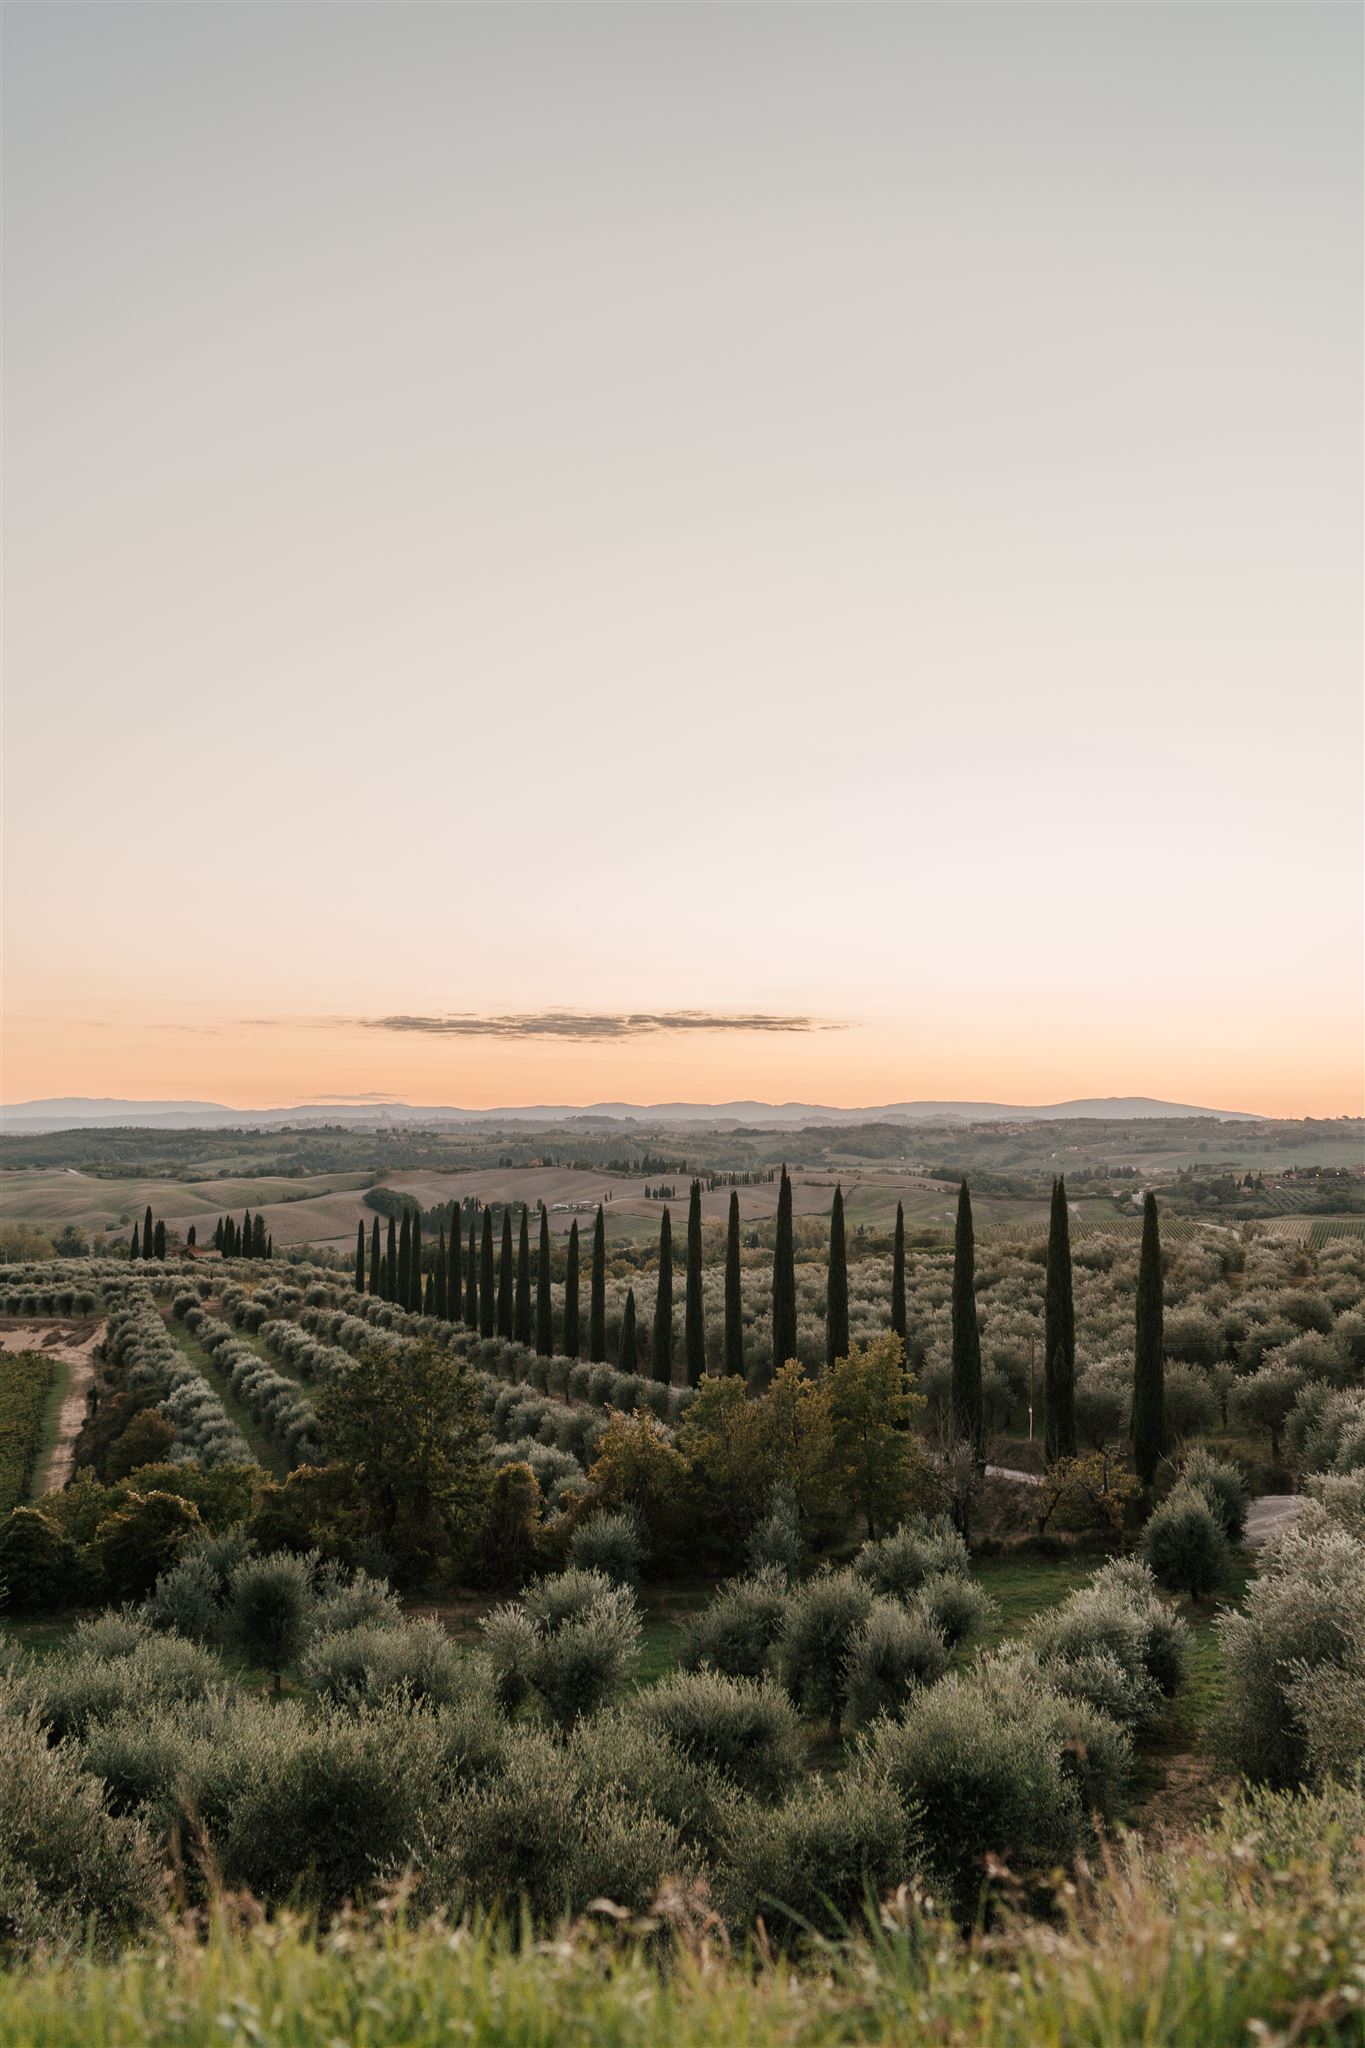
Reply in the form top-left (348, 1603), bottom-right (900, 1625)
top-left (652, 1207), bottom-right (674, 1384)
top-left (891, 1200), bottom-right (907, 1341)
top-left (589, 1206), bottom-right (607, 1362)
top-left (1044, 1176), bottom-right (1077, 1463)
top-left (369, 1217), bottom-right (381, 1295)
top-left (564, 1220), bottom-right (581, 1358)
top-left (535, 1209), bottom-right (553, 1356)
top-left (466, 1219), bottom-right (479, 1330)
top-left (495, 1209), bottom-right (513, 1337)
top-left (447, 1213), bottom-right (461, 1323)
top-left (950, 1180), bottom-right (984, 1459)
top-left (618, 1288), bottom-right (639, 1373)
top-left (130, 1222), bottom-right (141, 1259)
top-left (144, 1205), bottom-right (154, 1258)
top-left (479, 1209), bottom-right (495, 1337)
top-left (723, 1190), bottom-right (744, 1378)
top-left (1133, 1191), bottom-right (1167, 1486)
top-left (684, 1179), bottom-right (706, 1384)
top-left (514, 1208), bottom-right (532, 1344)
top-left (825, 1184), bottom-right (850, 1367)
top-left (354, 1222), bottom-right (365, 1293)
top-left (397, 1212), bottom-right (411, 1313)
top-left (769, 1164), bottom-right (797, 1383)
top-left (411, 1214), bottom-right (424, 1312)
top-left (423, 1273), bottom-right (435, 1314)
top-left (386, 1217), bottom-right (398, 1303)
top-left (435, 1224), bottom-right (447, 1318)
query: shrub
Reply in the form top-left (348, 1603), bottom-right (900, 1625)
top-left (1030, 1562), bottom-right (1188, 1730)
top-left (719, 1768), bottom-right (912, 1939)
top-left (682, 1569), bottom-right (789, 1681)
top-left (842, 1597), bottom-right (950, 1727)
top-left (90, 1489), bottom-right (205, 1602)
top-left (0, 1507), bottom-right (81, 1613)
top-left (310, 1566), bottom-right (404, 1636)
top-left (140, 1551), bottom-right (225, 1641)
top-left (1142, 1482), bottom-right (1229, 1600)
top-left (1162, 1364), bottom-right (1220, 1442)
top-left (420, 1731), bottom-right (688, 1924)
top-left (0, 1688), bottom-right (161, 1955)
top-left (1219, 1523), bottom-right (1365, 1786)
top-left (567, 1708), bottom-right (742, 1857)
top-left (778, 1570), bottom-right (873, 1731)
top-left (1178, 1448), bottom-right (1248, 1542)
top-left (853, 1515), bottom-right (969, 1602)
top-left (566, 1508), bottom-right (646, 1587)
top-left (226, 1553), bottom-right (315, 1691)
top-left (27, 1630), bottom-right (226, 1742)
top-left (920, 1574), bottom-right (997, 1651)
top-left (302, 1619), bottom-right (469, 1710)
top-left (746, 1485), bottom-right (805, 1579)
top-left (864, 1655), bottom-right (1127, 1921)
top-left (486, 1571), bottom-right (641, 1728)
top-left (219, 1700), bottom-right (450, 1912)
top-left (626, 1668), bottom-right (803, 1800)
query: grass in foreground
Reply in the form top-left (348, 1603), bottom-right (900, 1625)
top-left (2, 1783), bottom-right (1361, 2047)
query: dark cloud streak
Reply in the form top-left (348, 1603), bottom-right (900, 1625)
top-left (352, 1010), bottom-right (845, 1041)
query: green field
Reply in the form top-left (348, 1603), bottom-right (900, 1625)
top-left (0, 1350), bottom-right (54, 1512)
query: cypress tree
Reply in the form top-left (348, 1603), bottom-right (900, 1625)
top-left (769, 1164), bottom-right (797, 1383)
top-left (652, 1207), bottom-right (674, 1384)
top-left (536, 1209), bottom-right (553, 1356)
top-left (825, 1184), bottom-right (849, 1367)
top-left (891, 1200), bottom-right (907, 1341)
top-left (513, 1208), bottom-right (531, 1344)
top-left (265, 1234), bottom-right (272, 1261)
top-left (397, 1211), bottom-right (411, 1313)
top-left (723, 1189), bottom-right (743, 1378)
top-left (152, 1219), bottom-right (166, 1260)
top-left (467, 1218), bottom-right (479, 1329)
top-left (618, 1288), bottom-right (639, 1373)
top-left (386, 1217), bottom-right (398, 1304)
top-left (187, 1225), bottom-right (196, 1247)
top-left (589, 1206), bottom-right (606, 1362)
top-left (564, 1220), bottom-right (581, 1358)
top-left (144, 1205), bottom-right (154, 1258)
top-left (479, 1209), bottom-right (496, 1337)
top-left (242, 1210), bottom-right (251, 1260)
top-left (411, 1213), bottom-right (423, 1312)
top-left (1133, 1191), bottom-right (1167, 1487)
top-left (369, 1217), bottom-right (381, 1295)
top-left (213, 1217), bottom-right (223, 1252)
top-left (355, 1223), bottom-right (366, 1293)
top-left (435, 1224), bottom-right (447, 1319)
top-left (497, 1209), bottom-right (514, 1338)
top-left (447, 1212), bottom-right (461, 1322)
top-left (423, 1272), bottom-right (435, 1314)
top-left (130, 1222), bottom-right (140, 1260)
top-left (252, 1214), bottom-right (267, 1259)
top-left (1044, 1176), bottom-right (1078, 1463)
top-left (684, 1179), bottom-right (706, 1385)
top-left (950, 1180), bottom-right (984, 1460)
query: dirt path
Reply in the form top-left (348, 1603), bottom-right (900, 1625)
top-left (0, 1319), bottom-right (105, 1493)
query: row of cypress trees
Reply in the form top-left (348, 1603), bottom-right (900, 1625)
top-left (129, 1204), bottom-right (166, 1261)
top-left (213, 1212), bottom-right (270, 1260)
top-left (947, 1174), bottom-right (1166, 1480)
top-left (344, 1168), bottom-right (1166, 1476)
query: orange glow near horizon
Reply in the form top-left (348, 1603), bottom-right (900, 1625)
top-left (4, 1007), bottom-right (1361, 1121)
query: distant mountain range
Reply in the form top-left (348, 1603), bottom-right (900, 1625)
top-left (0, 1094), bottom-right (1264, 1134)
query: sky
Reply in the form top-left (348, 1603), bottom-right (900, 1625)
top-left (3, 2), bottom-right (1362, 1119)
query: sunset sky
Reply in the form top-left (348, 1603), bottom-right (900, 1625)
top-left (4, 3), bottom-right (1361, 1120)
